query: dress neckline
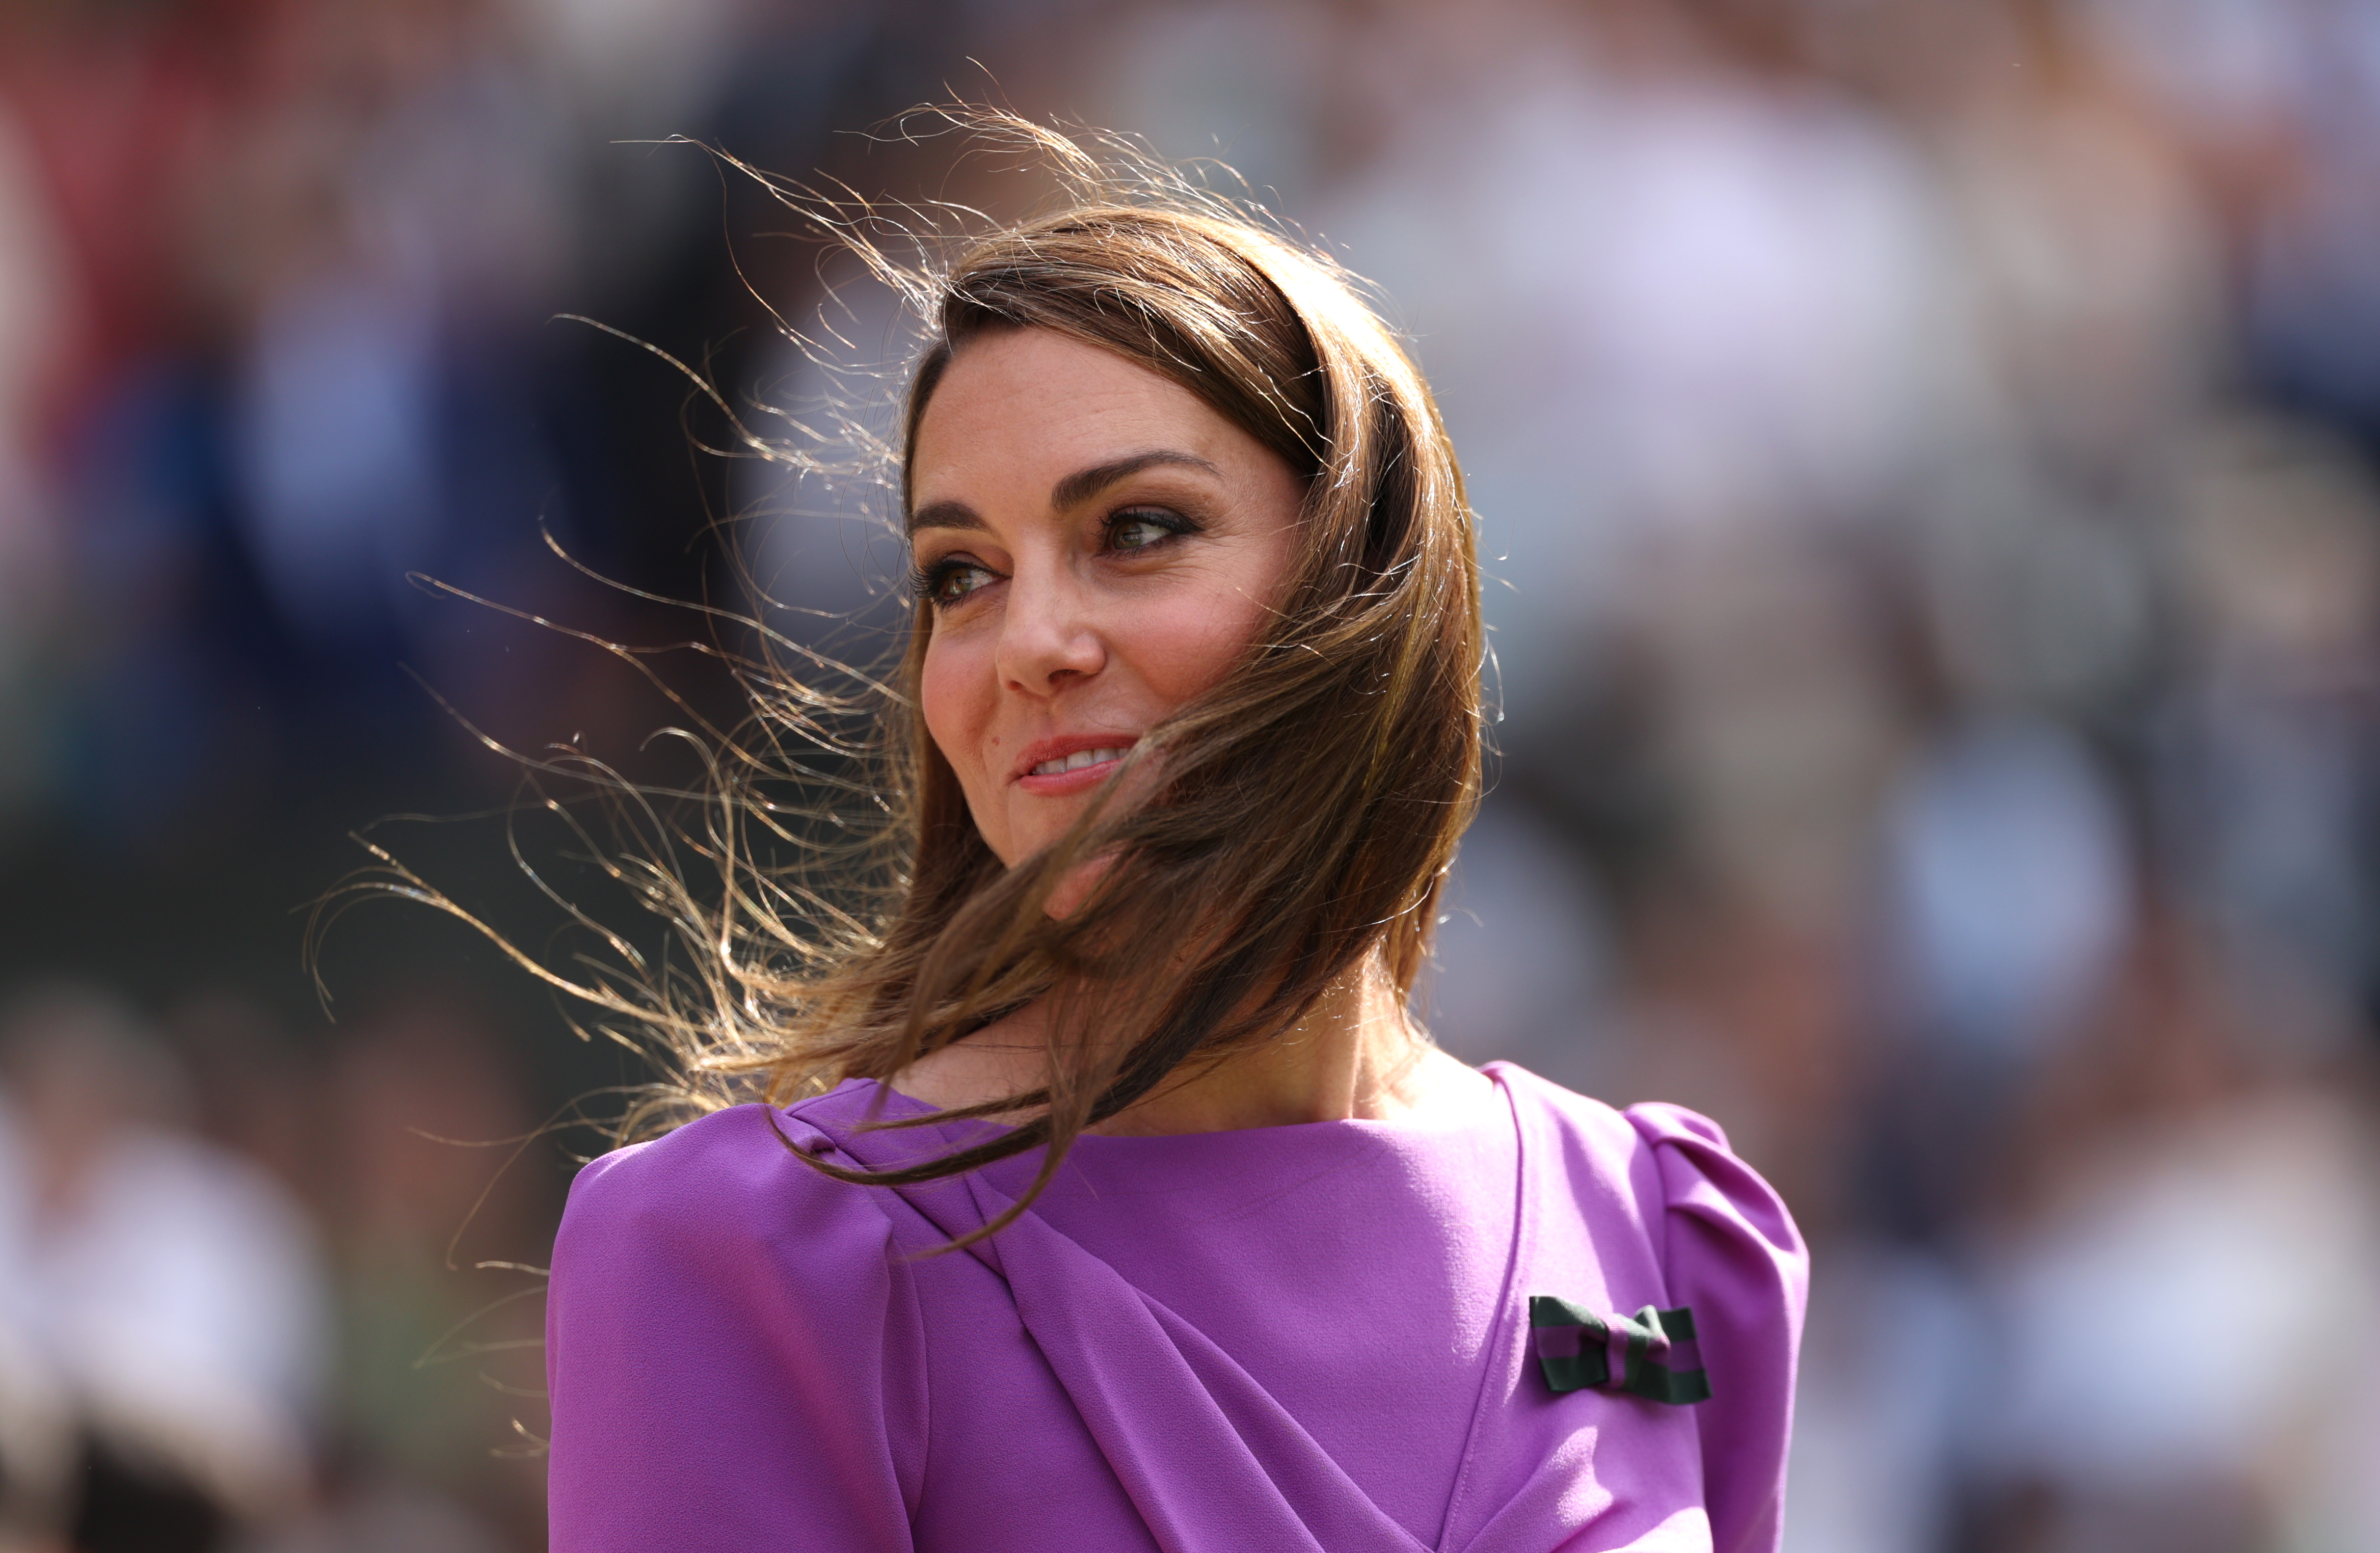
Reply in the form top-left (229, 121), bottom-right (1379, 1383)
top-left (846, 1060), bottom-right (1514, 1147)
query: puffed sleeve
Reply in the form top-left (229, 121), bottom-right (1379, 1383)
top-left (545, 1104), bottom-right (927, 1551)
top-left (1625, 1103), bottom-right (1807, 1553)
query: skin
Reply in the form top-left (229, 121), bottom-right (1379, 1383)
top-left (895, 327), bottom-right (1486, 1133)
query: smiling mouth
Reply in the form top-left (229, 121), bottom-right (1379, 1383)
top-left (1028, 746), bottom-right (1132, 778)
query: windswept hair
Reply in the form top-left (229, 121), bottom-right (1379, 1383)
top-left (335, 110), bottom-right (1484, 1238)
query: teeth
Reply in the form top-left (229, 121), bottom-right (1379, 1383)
top-left (1031, 746), bottom-right (1129, 777)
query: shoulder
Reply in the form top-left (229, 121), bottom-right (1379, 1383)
top-left (547, 1095), bottom-right (926, 1445)
top-left (1491, 1063), bottom-right (1807, 1553)
top-left (1618, 1100), bottom-right (1805, 1272)
top-left (1487, 1060), bottom-right (1643, 1160)
top-left (554, 1096), bottom-right (901, 1308)
top-left (1488, 1062), bottom-right (1806, 1299)
top-left (547, 1098), bottom-right (931, 1545)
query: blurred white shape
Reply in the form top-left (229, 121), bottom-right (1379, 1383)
top-left (1886, 718), bottom-right (2129, 1056)
top-left (1421, 799), bottom-right (1610, 1087)
top-left (1496, 86), bottom-right (1948, 529)
top-left (1784, 1243), bottom-right (1982, 1553)
top-left (0, 990), bottom-right (328, 1524)
top-left (1981, 1091), bottom-right (2380, 1531)
top-left (28, 1130), bottom-right (328, 1516)
top-left (233, 277), bottom-right (441, 644)
top-left (1323, 64), bottom-right (1967, 730)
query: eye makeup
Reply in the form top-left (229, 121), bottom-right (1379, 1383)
top-left (907, 504), bottom-right (1207, 609)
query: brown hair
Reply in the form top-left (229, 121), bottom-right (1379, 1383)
top-left (341, 113), bottom-right (1483, 1232)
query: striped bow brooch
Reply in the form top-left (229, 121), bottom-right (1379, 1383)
top-left (1528, 1297), bottom-right (1711, 1404)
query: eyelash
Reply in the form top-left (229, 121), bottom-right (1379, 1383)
top-left (906, 506), bottom-right (1201, 606)
top-left (1103, 505), bottom-right (1198, 550)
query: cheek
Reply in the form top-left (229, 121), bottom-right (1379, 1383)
top-left (918, 633), bottom-right (989, 785)
top-left (920, 630), bottom-right (1021, 863)
top-left (1129, 584), bottom-right (1273, 705)
top-left (1131, 513), bottom-right (1299, 702)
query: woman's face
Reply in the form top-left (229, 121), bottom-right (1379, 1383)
top-left (908, 327), bottom-right (1305, 867)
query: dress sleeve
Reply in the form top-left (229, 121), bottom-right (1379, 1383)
top-left (545, 1105), bottom-right (927, 1552)
top-left (1625, 1103), bottom-right (1808, 1553)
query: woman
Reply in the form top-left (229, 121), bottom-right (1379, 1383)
top-left (543, 122), bottom-right (1805, 1553)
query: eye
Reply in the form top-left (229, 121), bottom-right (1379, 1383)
top-left (910, 556), bottom-right (999, 607)
top-left (1103, 506), bottom-right (1195, 554)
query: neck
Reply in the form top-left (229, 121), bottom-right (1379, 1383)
top-left (888, 951), bottom-right (1488, 1134)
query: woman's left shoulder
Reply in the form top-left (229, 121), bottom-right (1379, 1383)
top-left (1488, 1062), bottom-right (1809, 1553)
top-left (1486, 1061), bottom-right (1807, 1297)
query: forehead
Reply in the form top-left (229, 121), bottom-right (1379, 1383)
top-left (909, 329), bottom-right (1249, 491)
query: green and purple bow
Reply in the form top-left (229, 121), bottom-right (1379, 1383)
top-left (1528, 1297), bottom-right (1710, 1404)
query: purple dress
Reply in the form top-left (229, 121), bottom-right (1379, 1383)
top-left (546, 1062), bottom-right (1806, 1551)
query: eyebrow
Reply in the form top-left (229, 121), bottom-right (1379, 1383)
top-left (906, 449), bottom-right (1222, 537)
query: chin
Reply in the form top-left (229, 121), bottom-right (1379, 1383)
top-left (1011, 825), bottom-right (1071, 864)
top-left (1007, 811), bottom-right (1081, 863)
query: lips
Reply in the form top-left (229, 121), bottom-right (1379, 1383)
top-left (1010, 734), bottom-right (1139, 792)
top-left (1029, 745), bottom-right (1131, 776)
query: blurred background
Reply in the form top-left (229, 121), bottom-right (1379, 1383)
top-left (4, 0), bottom-right (2379, 1549)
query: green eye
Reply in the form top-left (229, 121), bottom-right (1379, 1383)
top-left (935, 565), bottom-right (995, 602)
top-left (1105, 507), bottom-right (1190, 552)
top-left (910, 558), bottom-right (997, 606)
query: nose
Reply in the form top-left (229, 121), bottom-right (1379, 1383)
top-left (994, 563), bottom-right (1106, 696)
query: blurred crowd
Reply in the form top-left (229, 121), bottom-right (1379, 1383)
top-left (5, 0), bottom-right (2380, 1549)
top-left (0, 983), bottom-right (552, 1551)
